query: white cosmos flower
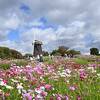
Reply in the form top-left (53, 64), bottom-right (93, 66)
top-left (5, 85), bottom-right (13, 89)
top-left (23, 77), bottom-right (27, 81)
top-left (88, 67), bottom-right (93, 70)
top-left (36, 94), bottom-right (44, 99)
top-left (0, 81), bottom-right (6, 86)
top-left (11, 79), bottom-right (18, 83)
top-left (26, 65), bottom-right (31, 68)
top-left (97, 73), bottom-right (100, 77)
top-left (66, 80), bottom-right (69, 83)
top-left (60, 74), bottom-right (66, 77)
top-left (35, 88), bottom-right (42, 94)
top-left (66, 74), bottom-right (71, 77)
top-left (17, 84), bottom-right (23, 89)
top-left (17, 83), bottom-right (23, 94)
top-left (92, 69), bottom-right (96, 73)
top-left (66, 69), bottom-right (71, 74)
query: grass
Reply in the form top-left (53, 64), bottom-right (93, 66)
top-left (0, 63), bottom-right (11, 70)
top-left (14, 60), bottom-right (28, 66)
top-left (44, 72), bottom-right (100, 100)
top-left (74, 58), bottom-right (89, 65)
top-left (43, 56), bottom-right (54, 64)
top-left (0, 60), bottom-right (28, 70)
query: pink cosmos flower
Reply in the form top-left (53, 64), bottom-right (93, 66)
top-left (77, 96), bottom-right (81, 100)
top-left (0, 79), bottom-right (7, 86)
top-left (56, 94), bottom-right (62, 100)
top-left (45, 84), bottom-right (52, 90)
top-left (79, 70), bottom-right (87, 80)
top-left (40, 91), bottom-right (47, 97)
top-left (66, 95), bottom-right (69, 100)
top-left (89, 64), bottom-right (97, 68)
top-left (23, 93), bottom-right (32, 100)
top-left (5, 92), bottom-right (10, 97)
top-left (47, 66), bottom-right (54, 73)
top-left (57, 96), bottom-right (62, 100)
top-left (69, 86), bottom-right (76, 91)
top-left (34, 66), bottom-right (44, 75)
top-left (3, 80), bottom-right (7, 84)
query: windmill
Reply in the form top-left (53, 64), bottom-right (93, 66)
top-left (32, 40), bottom-right (43, 61)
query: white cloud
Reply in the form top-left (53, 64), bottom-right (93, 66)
top-left (0, 0), bottom-right (100, 54)
top-left (19, 20), bottom-right (86, 53)
top-left (0, 31), bottom-right (9, 41)
top-left (4, 14), bottom-right (20, 29)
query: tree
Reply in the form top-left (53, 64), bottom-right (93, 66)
top-left (90, 48), bottom-right (99, 55)
top-left (10, 49), bottom-right (23, 59)
top-left (24, 53), bottom-right (33, 59)
top-left (42, 51), bottom-right (49, 56)
top-left (51, 49), bottom-right (59, 56)
top-left (0, 47), bottom-right (23, 59)
top-left (51, 46), bottom-right (80, 57)
top-left (66, 49), bottom-right (81, 58)
top-left (0, 47), bottom-right (10, 59)
top-left (58, 46), bottom-right (69, 56)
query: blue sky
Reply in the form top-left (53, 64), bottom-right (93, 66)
top-left (7, 16), bottom-right (58, 41)
top-left (8, 30), bottom-right (20, 41)
top-left (0, 0), bottom-right (100, 54)
top-left (20, 4), bottom-right (31, 14)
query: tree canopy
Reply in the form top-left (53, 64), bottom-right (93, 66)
top-left (90, 48), bottom-right (99, 55)
top-left (51, 46), bottom-right (80, 57)
top-left (0, 47), bottom-right (23, 59)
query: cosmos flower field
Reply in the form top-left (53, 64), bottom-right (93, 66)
top-left (0, 57), bottom-right (100, 100)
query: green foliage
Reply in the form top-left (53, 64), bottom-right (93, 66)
top-left (51, 46), bottom-right (80, 57)
top-left (66, 50), bottom-right (81, 57)
top-left (51, 49), bottom-right (59, 55)
top-left (42, 51), bottom-right (49, 56)
top-left (51, 46), bottom-right (69, 56)
top-left (0, 47), bottom-right (23, 59)
top-left (0, 63), bottom-right (11, 70)
top-left (58, 46), bottom-right (69, 56)
top-left (43, 56), bottom-right (54, 64)
top-left (10, 49), bottom-right (23, 59)
top-left (0, 47), bottom-right (10, 58)
top-left (90, 48), bottom-right (99, 55)
top-left (24, 53), bottom-right (33, 59)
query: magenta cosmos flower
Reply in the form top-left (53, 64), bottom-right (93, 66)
top-left (45, 84), bottom-right (52, 90)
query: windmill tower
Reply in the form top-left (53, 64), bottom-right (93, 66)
top-left (32, 40), bottom-right (43, 57)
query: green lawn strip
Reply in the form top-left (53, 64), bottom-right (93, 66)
top-left (74, 58), bottom-right (89, 65)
